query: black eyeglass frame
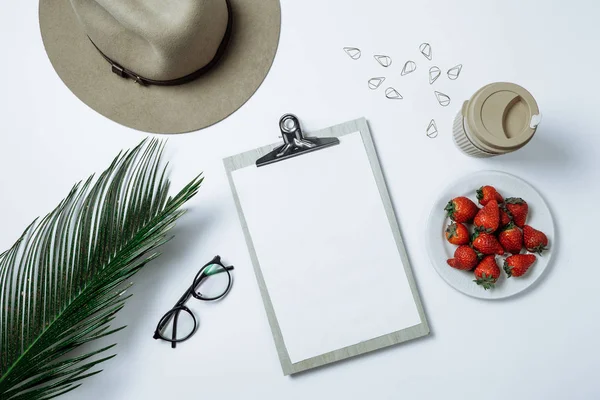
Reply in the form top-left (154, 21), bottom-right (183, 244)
top-left (153, 256), bottom-right (234, 348)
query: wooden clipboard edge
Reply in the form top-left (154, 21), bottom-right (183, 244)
top-left (223, 117), bottom-right (429, 375)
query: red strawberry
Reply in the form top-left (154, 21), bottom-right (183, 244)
top-left (505, 198), bottom-right (528, 228)
top-left (473, 256), bottom-right (501, 290)
top-left (474, 199), bottom-right (500, 233)
top-left (447, 245), bottom-right (479, 271)
top-left (445, 222), bottom-right (470, 245)
top-left (476, 186), bottom-right (504, 206)
top-left (445, 197), bottom-right (479, 224)
top-left (472, 231), bottom-right (504, 255)
top-left (500, 206), bottom-right (512, 227)
top-left (498, 222), bottom-right (523, 255)
top-left (504, 254), bottom-right (537, 277)
top-left (523, 225), bottom-right (549, 255)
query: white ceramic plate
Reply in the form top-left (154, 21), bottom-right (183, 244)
top-left (426, 171), bottom-right (554, 300)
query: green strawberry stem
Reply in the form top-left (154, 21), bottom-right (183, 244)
top-left (505, 197), bottom-right (525, 205)
top-left (473, 273), bottom-right (496, 290)
top-left (502, 221), bottom-right (516, 231)
top-left (475, 225), bottom-right (494, 234)
top-left (503, 260), bottom-right (514, 278)
top-left (444, 201), bottom-right (455, 219)
top-left (446, 223), bottom-right (457, 238)
top-left (529, 244), bottom-right (547, 255)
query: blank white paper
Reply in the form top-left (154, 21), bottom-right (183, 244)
top-left (232, 132), bottom-right (421, 364)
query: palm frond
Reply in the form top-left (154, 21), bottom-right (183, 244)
top-left (0, 138), bottom-right (202, 399)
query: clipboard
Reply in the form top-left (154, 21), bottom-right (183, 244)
top-left (224, 115), bottom-right (429, 375)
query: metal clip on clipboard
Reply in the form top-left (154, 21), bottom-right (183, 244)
top-left (256, 114), bottom-right (340, 167)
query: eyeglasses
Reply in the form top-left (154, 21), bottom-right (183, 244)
top-left (153, 256), bottom-right (234, 348)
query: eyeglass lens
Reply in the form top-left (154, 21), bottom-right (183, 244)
top-left (193, 263), bottom-right (231, 300)
top-left (157, 307), bottom-right (196, 342)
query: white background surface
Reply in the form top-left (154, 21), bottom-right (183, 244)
top-left (233, 132), bottom-right (421, 364)
top-left (0, 0), bottom-right (599, 399)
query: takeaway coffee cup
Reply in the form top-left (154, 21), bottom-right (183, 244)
top-left (453, 82), bottom-right (541, 157)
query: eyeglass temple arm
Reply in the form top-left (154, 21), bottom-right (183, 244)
top-left (171, 311), bottom-right (179, 349)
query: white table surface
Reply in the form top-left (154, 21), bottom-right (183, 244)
top-left (1, 0), bottom-right (599, 399)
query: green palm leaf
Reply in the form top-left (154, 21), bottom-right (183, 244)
top-left (0, 138), bottom-right (202, 399)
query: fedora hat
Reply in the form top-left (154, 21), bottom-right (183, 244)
top-left (39, 0), bottom-right (281, 134)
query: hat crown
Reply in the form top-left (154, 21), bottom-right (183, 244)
top-left (70, 0), bottom-right (229, 81)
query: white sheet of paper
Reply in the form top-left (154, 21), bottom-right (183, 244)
top-left (232, 132), bottom-right (421, 363)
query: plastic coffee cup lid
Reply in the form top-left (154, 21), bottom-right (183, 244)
top-left (463, 82), bottom-right (540, 153)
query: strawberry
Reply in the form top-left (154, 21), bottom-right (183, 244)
top-left (447, 245), bottom-right (479, 271)
top-left (472, 231), bottom-right (504, 255)
top-left (476, 186), bottom-right (503, 206)
top-left (504, 254), bottom-right (536, 278)
top-left (500, 205), bottom-right (512, 227)
top-left (473, 256), bottom-right (501, 290)
top-left (498, 222), bottom-right (523, 255)
top-left (505, 198), bottom-right (528, 228)
top-left (445, 197), bottom-right (479, 224)
top-left (523, 225), bottom-right (549, 255)
top-left (474, 199), bottom-right (500, 233)
top-left (445, 222), bottom-right (470, 245)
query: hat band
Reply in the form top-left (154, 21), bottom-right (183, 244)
top-left (89, 0), bottom-right (233, 87)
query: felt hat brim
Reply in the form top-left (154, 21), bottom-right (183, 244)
top-left (39, 0), bottom-right (281, 134)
